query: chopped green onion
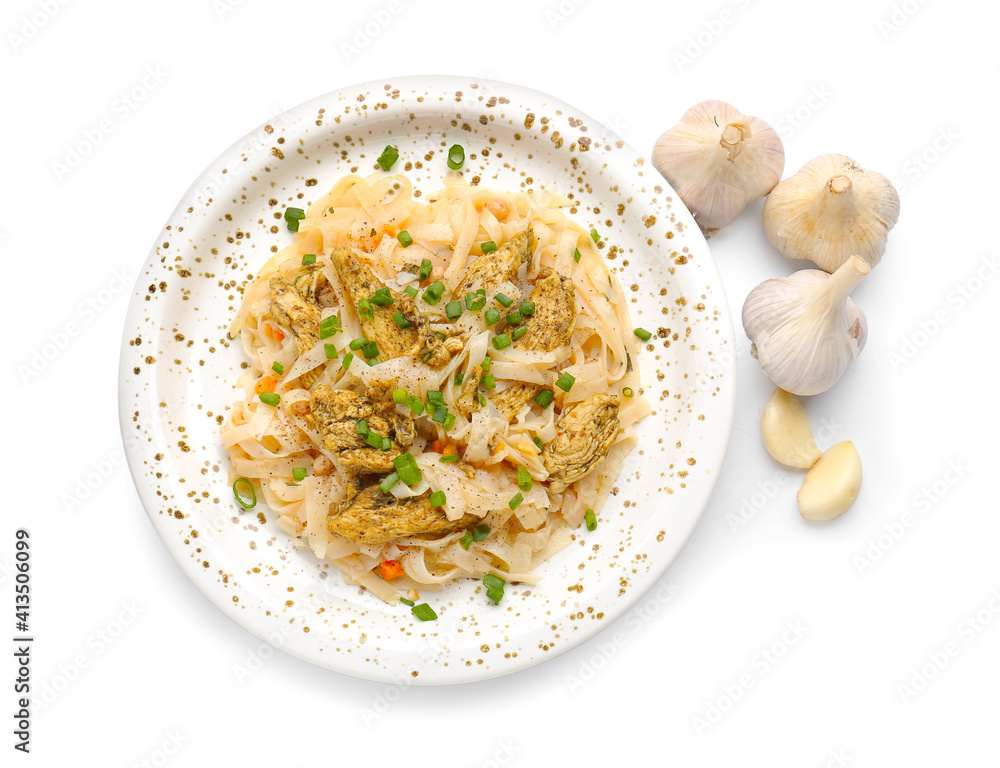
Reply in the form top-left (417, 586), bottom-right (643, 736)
top-left (399, 597), bottom-right (415, 607)
top-left (411, 603), bottom-right (437, 621)
top-left (292, 467), bottom-right (307, 481)
top-left (393, 453), bottom-right (422, 485)
top-left (367, 434), bottom-right (386, 450)
top-left (259, 392), bottom-right (280, 406)
top-left (517, 465), bottom-right (532, 492)
top-left (454, 373), bottom-right (465, 386)
top-left (481, 240), bottom-right (497, 253)
top-left (324, 343), bottom-right (338, 360)
top-left (422, 280), bottom-right (445, 305)
top-left (430, 490), bottom-right (447, 507)
top-left (573, 248), bottom-right (582, 263)
top-left (495, 293), bottom-right (513, 308)
top-left (534, 389), bottom-right (554, 408)
top-left (505, 311), bottom-right (523, 326)
top-left (350, 337), bottom-right (367, 351)
top-left (358, 298), bottom-right (374, 321)
top-left (463, 524), bottom-right (490, 550)
top-left (370, 287), bottom-right (393, 306)
top-left (440, 454), bottom-right (460, 464)
top-left (480, 373), bottom-right (496, 389)
top-left (486, 586), bottom-right (504, 603)
top-left (232, 478), bottom-right (256, 509)
top-left (492, 334), bottom-right (511, 350)
top-left (392, 387), bottom-right (408, 403)
top-left (432, 405), bottom-right (448, 424)
top-left (418, 258), bottom-right (433, 281)
top-left (511, 325), bottom-right (528, 341)
top-left (484, 308), bottom-right (501, 326)
top-left (443, 413), bottom-right (456, 431)
top-left (480, 356), bottom-right (491, 373)
top-left (483, 573), bottom-right (506, 590)
top-left (377, 145), bottom-right (399, 171)
top-left (271, 361), bottom-right (284, 375)
top-left (590, 228), bottom-right (600, 243)
top-left (532, 436), bottom-right (543, 450)
top-left (460, 531), bottom-right (474, 550)
top-left (405, 396), bottom-right (424, 416)
top-left (555, 372), bottom-right (576, 392)
top-left (622, 386), bottom-right (634, 398)
top-left (392, 311), bottom-right (412, 329)
top-left (465, 290), bottom-right (486, 311)
top-left (301, 253), bottom-right (316, 266)
top-left (356, 419), bottom-right (369, 436)
top-left (447, 144), bottom-right (465, 170)
top-left (362, 341), bottom-right (379, 360)
top-left (368, 358), bottom-right (378, 367)
top-left (509, 492), bottom-right (524, 510)
top-left (519, 301), bottom-right (535, 315)
top-left (284, 207), bottom-right (305, 231)
top-left (585, 508), bottom-right (597, 531)
top-left (397, 230), bottom-right (414, 248)
top-left (427, 390), bottom-right (446, 406)
top-left (445, 301), bottom-right (463, 320)
top-left (342, 352), bottom-right (354, 370)
top-left (319, 315), bottom-right (341, 339)
top-left (634, 327), bottom-right (652, 341)
top-left (403, 285), bottom-right (418, 299)
top-left (478, 392), bottom-right (487, 407)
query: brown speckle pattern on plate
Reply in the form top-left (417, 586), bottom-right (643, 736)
top-left (118, 76), bottom-right (735, 684)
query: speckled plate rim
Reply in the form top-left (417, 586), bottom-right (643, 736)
top-left (119, 74), bottom-right (736, 685)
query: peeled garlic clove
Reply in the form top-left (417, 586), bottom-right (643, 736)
top-left (763, 153), bottom-right (900, 272)
top-left (760, 388), bottom-right (821, 469)
top-left (797, 441), bottom-right (862, 520)
top-left (743, 255), bottom-right (869, 396)
top-left (652, 100), bottom-right (784, 236)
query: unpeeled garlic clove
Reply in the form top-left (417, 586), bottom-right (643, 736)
top-left (797, 441), bottom-right (862, 520)
top-left (760, 388), bottom-right (821, 469)
top-left (763, 153), bottom-right (900, 272)
top-left (742, 255), bottom-right (869, 396)
top-left (652, 101), bottom-right (784, 236)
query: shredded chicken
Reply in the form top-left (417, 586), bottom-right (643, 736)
top-left (268, 276), bottom-right (323, 388)
top-left (542, 394), bottom-right (621, 493)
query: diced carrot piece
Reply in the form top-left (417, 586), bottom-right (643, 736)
top-left (274, 328), bottom-right (285, 341)
top-left (377, 560), bottom-right (405, 580)
top-left (430, 440), bottom-right (444, 454)
top-left (254, 376), bottom-right (276, 395)
top-left (442, 443), bottom-right (458, 456)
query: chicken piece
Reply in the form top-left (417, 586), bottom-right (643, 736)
top-left (542, 394), bottom-right (621, 493)
top-left (453, 228), bottom-right (535, 299)
top-left (269, 276), bottom-right (324, 388)
top-left (327, 484), bottom-right (482, 545)
top-left (309, 384), bottom-right (413, 473)
top-left (296, 266), bottom-right (335, 306)
top-left (331, 247), bottom-right (451, 368)
top-left (454, 365), bottom-right (484, 419)
top-left (490, 268), bottom-right (577, 421)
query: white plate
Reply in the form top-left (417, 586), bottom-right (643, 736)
top-left (119, 75), bottom-right (736, 684)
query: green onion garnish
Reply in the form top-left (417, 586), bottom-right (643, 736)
top-left (397, 231), bottom-right (413, 248)
top-left (532, 436), bottom-right (543, 450)
top-left (430, 490), bottom-right (447, 507)
top-left (342, 352), bottom-right (354, 370)
top-left (585, 509), bottom-right (597, 531)
top-left (377, 145), bottom-right (399, 171)
top-left (517, 465), bottom-right (532, 492)
top-left (509, 492), bottom-right (524, 510)
top-left (573, 248), bottom-right (582, 263)
top-left (358, 298), bottom-right (374, 321)
top-left (454, 373), bottom-right (464, 386)
top-left (284, 207), bottom-right (305, 232)
top-left (422, 280), bottom-right (445, 305)
top-left (392, 388), bottom-right (408, 404)
top-left (622, 386), bottom-right (634, 398)
top-left (519, 301), bottom-right (535, 315)
top-left (324, 344), bottom-right (337, 359)
top-left (511, 326), bottom-right (528, 341)
top-left (406, 396), bottom-right (425, 416)
top-left (350, 337), bottom-right (367, 351)
top-left (495, 293), bottom-right (513, 308)
top-left (399, 597), bottom-right (415, 607)
top-left (486, 586), bottom-right (504, 603)
top-left (445, 301), bottom-right (463, 320)
top-left (411, 603), bottom-right (437, 621)
top-left (492, 334), bottom-right (511, 350)
top-left (432, 405), bottom-right (448, 424)
top-left (293, 467), bottom-right (307, 481)
top-left (478, 393), bottom-right (487, 407)
top-left (483, 573), bottom-right (506, 590)
top-left (480, 356), bottom-right (491, 373)
top-left (356, 419), bottom-right (369, 436)
top-left (465, 290), bottom-right (486, 311)
top-left (427, 390), bottom-right (446, 406)
top-left (393, 453), bottom-right (422, 485)
top-left (443, 413), bottom-right (456, 431)
top-left (480, 374), bottom-right (496, 389)
top-left (403, 285), bottom-right (418, 299)
top-left (370, 287), bottom-right (394, 306)
top-left (362, 341), bottom-right (379, 360)
top-left (534, 389), bottom-right (554, 408)
top-left (481, 241), bottom-right (497, 253)
top-left (590, 228), bottom-right (600, 243)
top-left (418, 258), bottom-right (433, 281)
top-left (319, 315), bottom-right (341, 339)
top-left (460, 531), bottom-right (474, 550)
top-left (392, 311), bottom-right (412, 329)
top-left (555, 372), bottom-right (576, 392)
top-left (232, 478), bottom-right (256, 509)
top-left (379, 472), bottom-right (401, 494)
top-left (271, 361), bottom-right (284, 375)
top-left (301, 253), bottom-right (316, 266)
top-left (484, 308), bottom-right (500, 326)
top-left (440, 454), bottom-right (460, 464)
top-left (259, 392), bottom-right (280, 406)
top-left (634, 327), bottom-right (652, 341)
top-left (462, 524), bottom-right (490, 550)
top-left (505, 311), bottom-right (523, 326)
top-left (447, 144), bottom-right (465, 170)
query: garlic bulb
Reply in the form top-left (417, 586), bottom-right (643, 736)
top-left (763, 154), bottom-right (900, 272)
top-left (742, 255), bottom-right (869, 396)
top-left (798, 441), bottom-right (863, 520)
top-left (652, 100), bottom-right (784, 236)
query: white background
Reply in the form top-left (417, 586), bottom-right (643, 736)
top-left (4, 0), bottom-right (998, 765)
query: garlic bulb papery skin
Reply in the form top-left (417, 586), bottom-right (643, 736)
top-left (742, 255), bottom-right (870, 396)
top-left (762, 154), bottom-right (900, 272)
top-left (652, 100), bottom-right (785, 236)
